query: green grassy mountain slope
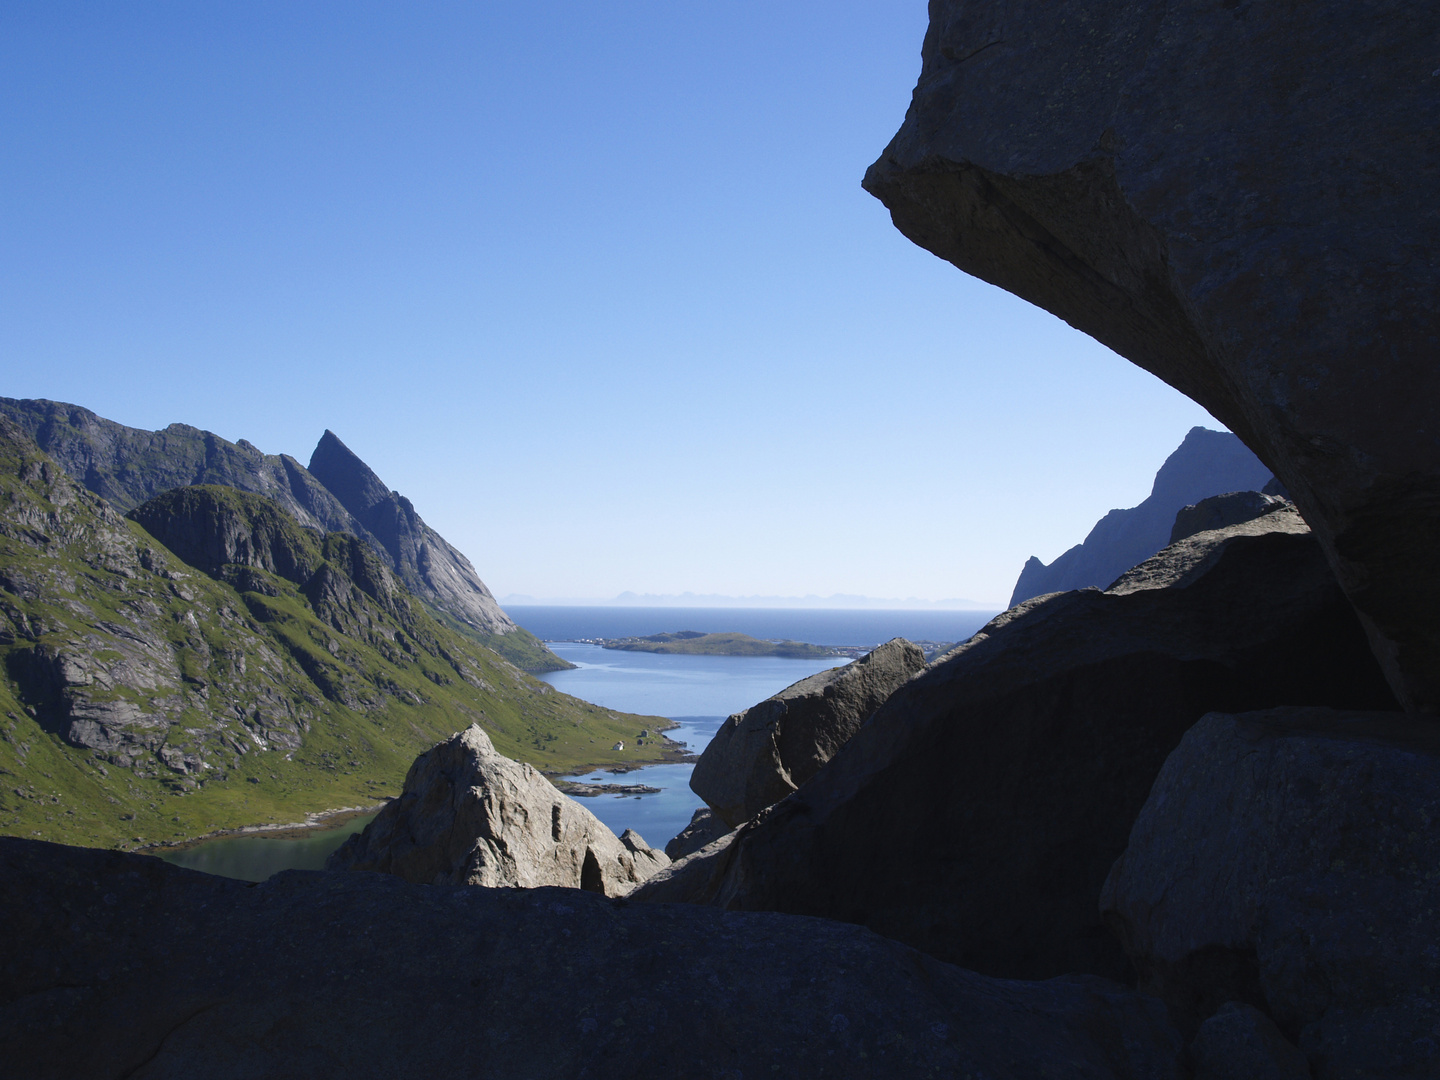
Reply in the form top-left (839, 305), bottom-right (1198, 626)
top-left (0, 397), bottom-right (567, 673)
top-left (0, 420), bottom-right (674, 850)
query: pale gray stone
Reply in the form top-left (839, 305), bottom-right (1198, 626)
top-left (328, 724), bottom-right (668, 895)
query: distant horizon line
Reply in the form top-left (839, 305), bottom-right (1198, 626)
top-left (499, 591), bottom-right (1003, 611)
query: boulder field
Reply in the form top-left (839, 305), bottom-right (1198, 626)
top-left (633, 509), bottom-right (1398, 984)
top-left (863, 1), bottom-right (1440, 713)
top-left (5, 5), bottom-right (1437, 1077)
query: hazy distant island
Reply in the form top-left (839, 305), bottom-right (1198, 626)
top-left (592, 631), bottom-right (838, 659)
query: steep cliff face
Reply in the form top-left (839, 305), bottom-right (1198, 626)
top-left (863, 1), bottom-right (1440, 711)
top-left (1011, 427), bottom-right (1272, 605)
top-left (0, 420), bottom-right (660, 849)
top-left (306, 430), bottom-right (523, 644)
top-left (0, 398), bottom-right (565, 672)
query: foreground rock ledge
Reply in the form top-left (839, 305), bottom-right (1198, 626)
top-left (0, 838), bottom-right (1183, 1079)
top-left (863, 1), bottom-right (1440, 710)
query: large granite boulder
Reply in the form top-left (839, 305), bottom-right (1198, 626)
top-left (663, 806), bottom-right (731, 860)
top-left (328, 724), bottom-right (667, 895)
top-left (690, 638), bottom-right (926, 827)
top-left (1190, 1003), bottom-right (1311, 1080)
top-left (633, 510), bottom-right (1398, 982)
top-left (0, 837), bottom-right (1186, 1079)
top-left (1101, 708), bottom-right (1440, 1079)
top-left (863, 2), bottom-right (1440, 712)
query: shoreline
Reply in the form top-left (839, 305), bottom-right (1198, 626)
top-left (145, 802), bottom-right (392, 854)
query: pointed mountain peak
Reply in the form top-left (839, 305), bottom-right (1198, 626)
top-left (308, 430), bottom-right (391, 517)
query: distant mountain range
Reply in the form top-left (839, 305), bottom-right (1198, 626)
top-left (0, 398), bottom-right (563, 672)
top-left (1010, 427), bottom-right (1274, 606)
top-left (501, 592), bottom-right (998, 610)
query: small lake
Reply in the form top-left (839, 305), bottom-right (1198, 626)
top-left (158, 812), bottom-right (378, 882)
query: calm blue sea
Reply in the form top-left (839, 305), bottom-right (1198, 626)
top-left (505, 605), bottom-right (998, 647)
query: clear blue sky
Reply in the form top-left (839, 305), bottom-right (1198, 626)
top-left (1, 1), bottom-right (1219, 606)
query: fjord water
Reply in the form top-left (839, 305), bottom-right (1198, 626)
top-left (542, 641), bottom-right (855, 847)
top-left (163, 608), bottom-right (997, 878)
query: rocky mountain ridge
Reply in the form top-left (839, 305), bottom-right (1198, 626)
top-left (1011, 427), bottom-right (1272, 606)
top-left (0, 417), bottom-right (667, 849)
top-left (0, 397), bottom-right (564, 672)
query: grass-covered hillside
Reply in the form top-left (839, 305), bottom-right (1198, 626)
top-left (0, 397), bottom-right (570, 673)
top-left (603, 631), bottom-right (837, 659)
top-left (0, 419), bottom-right (677, 851)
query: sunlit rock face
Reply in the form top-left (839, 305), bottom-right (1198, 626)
top-left (328, 724), bottom-right (667, 895)
top-left (863, 1), bottom-right (1440, 712)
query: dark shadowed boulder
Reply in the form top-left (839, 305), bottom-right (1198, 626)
top-left (1101, 709), bottom-right (1440, 1079)
top-left (664, 806), bottom-right (731, 860)
top-left (1190, 1003), bottom-right (1310, 1080)
top-left (690, 638), bottom-right (926, 827)
top-left (1170, 492), bottom-right (1290, 545)
top-left (863, 2), bottom-right (1440, 711)
top-left (329, 724), bottom-right (666, 895)
top-left (1012, 427), bottom-right (1272, 606)
top-left (0, 837), bottom-right (1186, 1079)
top-left (633, 510), bottom-right (1398, 982)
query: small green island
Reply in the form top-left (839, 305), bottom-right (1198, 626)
top-left (596, 631), bottom-right (837, 659)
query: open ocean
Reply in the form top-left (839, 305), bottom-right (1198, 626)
top-left (503, 605), bottom-right (1000, 647)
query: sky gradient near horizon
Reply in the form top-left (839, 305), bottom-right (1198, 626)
top-left (1, 2), bottom-right (1221, 606)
